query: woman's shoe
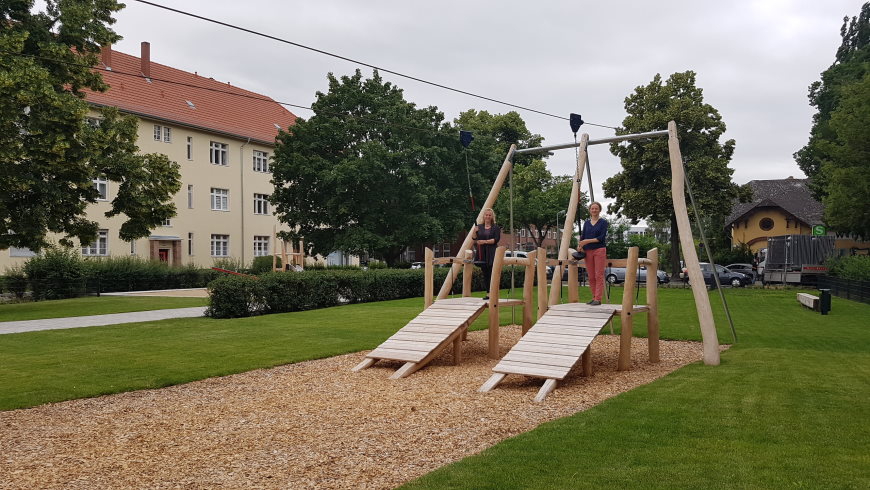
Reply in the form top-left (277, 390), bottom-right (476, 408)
top-left (586, 299), bottom-right (595, 305)
top-left (483, 295), bottom-right (489, 300)
top-left (589, 300), bottom-right (601, 306)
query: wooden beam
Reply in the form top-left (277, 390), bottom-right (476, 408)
top-left (488, 246), bottom-right (506, 359)
top-left (522, 249), bottom-right (536, 335)
top-left (668, 121), bottom-right (720, 366)
top-left (581, 345), bottom-right (592, 377)
top-left (568, 263), bottom-right (579, 303)
top-left (462, 250), bottom-right (473, 297)
top-left (479, 373), bottom-right (507, 393)
top-left (534, 379), bottom-right (559, 402)
top-left (646, 247), bottom-right (660, 363)
top-left (351, 357), bottom-right (377, 372)
top-left (618, 246), bottom-right (639, 371)
top-left (536, 247), bottom-right (549, 320)
top-left (438, 145), bottom-right (517, 299)
top-left (424, 247), bottom-right (434, 309)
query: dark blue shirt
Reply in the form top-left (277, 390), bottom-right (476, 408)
top-left (580, 218), bottom-right (608, 251)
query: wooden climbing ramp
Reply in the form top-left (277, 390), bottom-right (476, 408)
top-left (479, 301), bottom-right (649, 402)
top-left (352, 297), bottom-right (488, 379)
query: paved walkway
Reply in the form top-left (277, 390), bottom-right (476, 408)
top-left (0, 307), bottom-right (207, 335)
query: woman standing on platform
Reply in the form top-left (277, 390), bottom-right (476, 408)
top-left (578, 202), bottom-right (608, 305)
top-left (473, 208), bottom-right (501, 300)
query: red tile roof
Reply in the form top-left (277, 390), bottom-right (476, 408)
top-left (86, 48), bottom-right (297, 145)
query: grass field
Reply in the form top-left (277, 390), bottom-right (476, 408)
top-left (0, 296), bottom-right (208, 322)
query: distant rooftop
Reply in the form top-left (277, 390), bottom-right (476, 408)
top-left (86, 42), bottom-right (297, 145)
top-left (725, 177), bottom-right (823, 227)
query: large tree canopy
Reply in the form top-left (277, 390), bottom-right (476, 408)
top-left (0, 0), bottom-right (180, 251)
top-left (603, 70), bottom-right (739, 276)
top-left (795, 3), bottom-right (869, 199)
top-left (271, 70), bottom-right (479, 265)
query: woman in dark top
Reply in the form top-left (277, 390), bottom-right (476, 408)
top-left (578, 201), bottom-right (608, 305)
top-left (473, 208), bottom-right (501, 300)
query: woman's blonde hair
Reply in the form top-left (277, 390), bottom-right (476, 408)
top-left (478, 207), bottom-right (497, 225)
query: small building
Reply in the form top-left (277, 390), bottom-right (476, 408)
top-left (725, 177), bottom-right (868, 253)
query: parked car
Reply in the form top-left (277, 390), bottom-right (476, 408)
top-left (546, 265), bottom-right (585, 283)
top-left (410, 262), bottom-right (423, 269)
top-left (725, 263), bottom-right (757, 282)
top-left (504, 250), bottom-right (529, 258)
top-left (689, 263), bottom-right (752, 287)
top-left (606, 266), bottom-right (670, 285)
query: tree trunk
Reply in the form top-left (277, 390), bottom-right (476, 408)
top-left (530, 226), bottom-right (544, 249)
top-left (669, 211), bottom-right (682, 280)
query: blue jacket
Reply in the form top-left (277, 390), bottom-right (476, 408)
top-left (580, 218), bottom-right (608, 251)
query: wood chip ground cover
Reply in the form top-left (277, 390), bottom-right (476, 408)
top-left (1, 327), bottom-right (707, 489)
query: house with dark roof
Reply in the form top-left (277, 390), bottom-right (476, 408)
top-left (725, 177), bottom-right (868, 253)
top-left (3, 42), bottom-right (307, 269)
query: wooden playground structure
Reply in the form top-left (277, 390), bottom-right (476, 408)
top-left (354, 121), bottom-right (720, 401)
top-left (272, 226), bottom-right (306, 272)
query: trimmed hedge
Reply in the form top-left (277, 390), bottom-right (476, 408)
top-left (206, 266), bottom-right (529, 318)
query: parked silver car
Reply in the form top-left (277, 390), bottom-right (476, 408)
top-left (606, 266), bottom-right (670, 285)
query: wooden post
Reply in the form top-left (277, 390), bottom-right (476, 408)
top-left (581, 346), bottom-right (593, 377)
top-left (618, 246), bottom-right (639, 371)
top-left (568, 262), bottom-right (579, 303)
top-left (646, 247), bottom-right (660, 363)
top-left (549, 134), bottom-right (589, 307)
top-left (438, 145), bottom-right (517, 299)
top-left (462, 250), bottom-right (473, 297)
top-left (424, 247), bottom-right (434, 309)
top-left (536, 247), bottom-right (548, 319)
top-left (522, 250), bottom-right (536, 335)
top-left (298, 239), bottom-right (305, 269)
top-left (668, 121), bottom-right (720, 366)
top-left (488, 246), bottom-right (506, 359)
top-left (281, 239), bottom-right (288, 271)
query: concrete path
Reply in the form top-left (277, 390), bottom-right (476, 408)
top-left (0, 307), bottom-right (207, 335)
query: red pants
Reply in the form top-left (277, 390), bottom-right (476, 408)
top-left (585, 247), bottom-right (607, 301)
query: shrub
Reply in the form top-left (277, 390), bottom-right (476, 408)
top-left (212, 257), bottom-right (247, 273)
top-left (714, 242), bottom-right (754, 266)
top-left (826, 255), bottom-right (870, 281)
top-left (205, 275), bottom-right (266, 318)
top-left (250, 255), bottom-right (279, 275)
top-left (23, 247), bottom-right (86, 300)
top-left (3, 266), bottom-right (28, 298)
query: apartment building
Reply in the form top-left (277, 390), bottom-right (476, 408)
top-left (2, 42), bottom-right (297, 269)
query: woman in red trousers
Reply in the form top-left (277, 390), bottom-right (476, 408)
top-left (577, 202), bottom-right (608, 305)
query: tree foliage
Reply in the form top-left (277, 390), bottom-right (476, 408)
top-left (271, 70), bottom-right (473, 265)
top-left (492, 160), bottom-right (578, 249)
top-left (0, 0), bottom-right (181, 251)
top-left (795, 3), bottom-right (870, 198)
top-left (603, 71), bottom-right (739, 275)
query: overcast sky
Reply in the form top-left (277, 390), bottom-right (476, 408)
top-left (105, 0), bottom-right (863, 212)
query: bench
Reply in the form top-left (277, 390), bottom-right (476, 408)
top-left (797, 292), bottom-right (819, 311)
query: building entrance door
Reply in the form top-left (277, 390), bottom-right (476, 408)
top-left (158, 249), bottom-right (169, 262)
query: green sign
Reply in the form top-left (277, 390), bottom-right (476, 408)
top-left (812, 225), bottom-right (827, 236)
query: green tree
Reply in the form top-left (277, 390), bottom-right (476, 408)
top-left (795, 3), bottom-right (869, 198)
top-left (0, 1), bottom-right (180, 251)
top-left (819, 74), bottom-right (870, 239)
top-left (492, 160), bottom-right (578, 249)
top-left (271, 70), bottom-right (470, 266)
top-left (603, 71), bottom-right (739, 277)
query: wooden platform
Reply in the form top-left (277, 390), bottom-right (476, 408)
top-left (480, 302), bottom-right (647, 401)
top-left (352, 297), bottom-right (490, 379)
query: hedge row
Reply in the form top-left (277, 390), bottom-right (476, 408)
top-left (206, 266), bottom-right (528, 318)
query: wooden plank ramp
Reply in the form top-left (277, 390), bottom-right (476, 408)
top-left (352, 297), bottom-right (488, 379)
top-left (480, 302), bottom-right (627, 402)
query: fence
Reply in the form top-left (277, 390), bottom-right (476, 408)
top-left (817, 276), bottom-right (870, 305)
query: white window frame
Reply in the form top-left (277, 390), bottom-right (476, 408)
top-left (253, 235), bottom-right (270, 257)
top-left (163, 126), bottom-right (172, 143)
top-left (210, 234), bottom-right (229, 257)
top-left (253, 193), bottom-right (270, 215)
top-left (93, 177), bottom-right (108, 201)
top-left (210, 141), bottom-right (228, 166)
top-left (161, 218), bottom-right (171, 227)
top-left (187, 185), bottom-right (194, 209)
top-left (9, 247), bottom-right (36, 258)
top-left (186, 136), bottom-right (193, 160)
top-left (153, 124), bottom-right (162, 141)
top-left (253, 150), bottom-right (269, 172)
top-left (82, 229), bottom-right (108, 256)
top-left (210, 188), bottom-right (229, 211)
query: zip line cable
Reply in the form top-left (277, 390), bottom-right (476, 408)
top-left (132, 0), bottom-right (618, 130)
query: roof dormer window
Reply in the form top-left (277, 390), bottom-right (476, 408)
top-left (186, 100), bottom-right (196, 109)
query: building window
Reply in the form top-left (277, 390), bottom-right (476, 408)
top-left (9, 247), bottom-right (36, 258)
top-left (129, 240), bottom-right (136, 255)
top-left (188, 232), bottom-right (194, 256)
top-left (161, 219), bottom-right (171, 227)
top-left (93, 177), bottom-right (108, 200)
top-left (253, 193), bottom-right (270, 215)
top-left (210, 188), bottom-right (229, 211)
top-left (210, 141), bottom-right (228, 166)
top-left (153, 124), bottom-right (171, 143)
top-left (759, 218), bottom-right (774, 231)
top-left (82, 229), bottom-right (108, 256)
top-left (187, 185), bottom-right (194, 209)
top-left (186, 136), bottom-right (193, 160)
top-left (210, 234), bottom-right (229, 257)
top-left (253, 150), bottom-right (269, 172)
top-left (253, 235), bottom-right (270, 256)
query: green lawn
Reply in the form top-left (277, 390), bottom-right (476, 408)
top-left (0, 296), bottom-right (208, 322)
top-left (403, 288), bottom-right (870, 489)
